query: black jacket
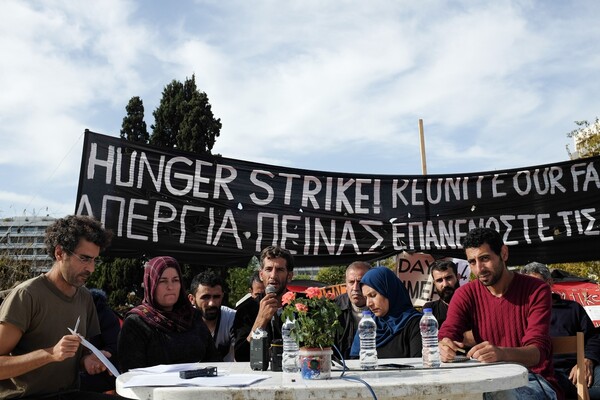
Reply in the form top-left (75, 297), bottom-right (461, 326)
top-left (334, 294), bottom-right (358, 360)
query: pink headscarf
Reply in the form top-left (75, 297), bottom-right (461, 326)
top-left (128, 256), bottom-right (194, 332)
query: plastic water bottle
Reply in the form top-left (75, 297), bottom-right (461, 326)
top-left (420, 308), bottom-right (440, 368)
top-left (358, 310), bottom-right (378, 370)
top-left (282, 317), bottom-right (299, 372)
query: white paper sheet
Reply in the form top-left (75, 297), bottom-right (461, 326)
top-left (68, 328), bottom-right (120, 377)
top-left (122, 372), bottom-right (270, 388)
top-left (131, 363), bottom-right (205, 374)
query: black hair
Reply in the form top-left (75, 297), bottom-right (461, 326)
top-left (189, 270), bottom-right (227, 295)
top-left (260, 245), bottom-right (295, 272)
top-left (45, 215), bottom-right (112, 260)
top-left (430, 260), bottom-right (458, 276)
top-left (248, 270), bottom-right (262, 288)
top-left (460, 227), bottom-right (503, 256)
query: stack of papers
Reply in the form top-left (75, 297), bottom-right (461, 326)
top-left (122, 364), bottom-right (270, 388)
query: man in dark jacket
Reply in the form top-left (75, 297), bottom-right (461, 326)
top-left (423, 259), bottom-right (460, 328)
top-left (334, 261), bottom-right (371, 360)
top-left (522, 262), bottom-right (600, 400)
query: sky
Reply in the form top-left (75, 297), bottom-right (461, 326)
top-left (1, 0), bottom-right (599, 219)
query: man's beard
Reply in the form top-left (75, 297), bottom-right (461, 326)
top-left (203, 307), bottom-right (219, 321)
top-left (438, 282), bottom-right (460, 303)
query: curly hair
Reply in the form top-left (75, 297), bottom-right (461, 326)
top-left (45, 215), bottom-right (113, 259)
top-left (260, 245), bottom-right (295, 272)
top-left (460, 227), bottom-right (503, 256)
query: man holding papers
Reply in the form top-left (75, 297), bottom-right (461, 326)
top-left (0, 215), bottom-right (116, 399)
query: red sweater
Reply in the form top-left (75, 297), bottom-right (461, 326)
top-left (439, 273), bottom-right (561, 398)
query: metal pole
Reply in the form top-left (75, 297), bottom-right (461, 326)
top-left (419, 119), bottom-right (427, 175)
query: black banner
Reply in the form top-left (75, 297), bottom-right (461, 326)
top-left (76, 130), bottom-right (600, 267)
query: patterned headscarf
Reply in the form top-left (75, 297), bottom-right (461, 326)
top-left (350, 267), bottom-right (422, 355)
top-left (128, 256), bottom-right (194, 332)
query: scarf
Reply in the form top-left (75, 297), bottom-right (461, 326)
top-left (350, 267), bottom-right (421, 356)
top-left (128, 256), bottom-right (194, 333)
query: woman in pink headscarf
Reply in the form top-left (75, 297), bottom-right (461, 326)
top-left (118, 256), bottom-right (220, 371)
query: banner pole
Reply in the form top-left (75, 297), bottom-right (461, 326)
top-left (419, 119), bottom-right (427, 175)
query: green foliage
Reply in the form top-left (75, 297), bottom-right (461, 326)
top-left (315, 266), bottom-right (345, 285)
top-left (0, 254), bottom-right (32, 291)
top-left (120, 96), bottom-right (149, 143)
top-left (86, 257), bottom-right (145, 310)
top-left (281, 289), bottom-right (341, 348)
top-left (567, 118), bottom-right (600, 158)
top-left (227, 258), bottom-right (259, 306)
top-left (550, 261), bottom-right (600, 281)
top-left (292, 273), bottom-right (311, 281)
top-left (150, 74), bottom-right (221, 154)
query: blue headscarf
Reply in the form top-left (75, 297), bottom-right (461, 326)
top-left (350, 267), bottom-right (421, 356)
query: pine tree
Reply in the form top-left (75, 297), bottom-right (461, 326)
top-left (150, 74), bottom-right (221, 154)
top-left (120, 96), bottom-right (149, 143)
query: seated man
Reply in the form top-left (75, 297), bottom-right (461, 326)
top-left (439, 227), bottom-right (561, 400)
top-left (0, 215), bottom-right (116, 400)
top-left (334, 261), bottom-right (371, 359)
top-left (522, 262), bottom-right (600, 400)
top-left (232, 246), bottom-right (294, 361)
top-left (189, 271), bottom-right (237, 361)
top-left (423, 259), bottom-right (460, 328)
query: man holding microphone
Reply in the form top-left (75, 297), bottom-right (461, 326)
top-left (232, 246), bottom-right (295, 361)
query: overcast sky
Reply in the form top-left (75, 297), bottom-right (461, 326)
top-left (1, 0), bottom-right (599, 219)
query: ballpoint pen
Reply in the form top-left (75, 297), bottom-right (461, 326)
top-left (73, 316), bottom-right (80, 335)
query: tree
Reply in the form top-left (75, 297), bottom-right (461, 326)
top-left (227, 259), bottom-right (259, 306)
top-left (150, 74), bottom-right (221, 154)
top-left (0, 254), bottom-right (32, 292)
top-left (316, 266), bottom-right (346, 285)
top-left (561, 118), bottom-right (600, 280)
top-left (567, 118), bottom-right (600, 159)
top-left (120, 96), bottom-right (149, 144)
top-left (86, 257), bottom-right (145, 312)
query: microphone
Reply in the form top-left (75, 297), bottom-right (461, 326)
top-left (265, 285), bottom-right (277, 295)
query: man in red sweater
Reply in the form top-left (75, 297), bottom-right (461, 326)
top-left (438, 227), bottom-right (562, 400)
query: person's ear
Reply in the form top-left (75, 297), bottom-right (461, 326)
top-left (287, 271), bottom-right (293, 283)
top-left (187, 293), bottom-right (196, 306)
top-left (500, 245), bottom-right (509, 262)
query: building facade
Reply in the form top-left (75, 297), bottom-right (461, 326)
top-left (0, 216), bottom-right (55, 273)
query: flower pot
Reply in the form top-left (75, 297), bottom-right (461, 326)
top-left (298, 347), bottom-right (333, 380)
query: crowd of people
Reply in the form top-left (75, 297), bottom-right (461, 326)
top-left (1, 215), bottom-right (598, 400)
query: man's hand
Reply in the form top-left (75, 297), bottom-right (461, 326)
top-left (50, 334), bottom-right (80, 362)
top-left (569, 358), bottom-right (595, 387)
top-left (255, 293), bottom-right (279, 329)
top-left (468, 341), bottom-right (505, 363)
top-left (82, 351), bottom-right (112, 375)
top-left (439, 337), bottom-right (466, 362)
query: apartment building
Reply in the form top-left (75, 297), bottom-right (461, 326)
top-left (0, 216), bottom-right (55, 272)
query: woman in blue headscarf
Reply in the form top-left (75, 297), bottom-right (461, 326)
top-left (350, 267), bottom-right (422, 358)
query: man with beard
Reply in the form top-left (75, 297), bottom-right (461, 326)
top-left (423, 260), bottom-right (460, 328)
top-left (188, 271), bottom-right (236, 361)
top-left (438, 227), bottom-right (561, 400)
top-left (0, 215), bottom-right (116, 400)
top-left (232, 246), bottom-right (294, 361)
top-left (334, 261), bottom-right (371, 359)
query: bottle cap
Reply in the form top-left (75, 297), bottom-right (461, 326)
top-left (423, 308), bottom-right (432, 313)
top-left (362, 310), bottom-right (372, 316)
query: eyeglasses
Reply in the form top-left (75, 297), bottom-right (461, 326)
top-left (65, 249), bottom-right (102, 266)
